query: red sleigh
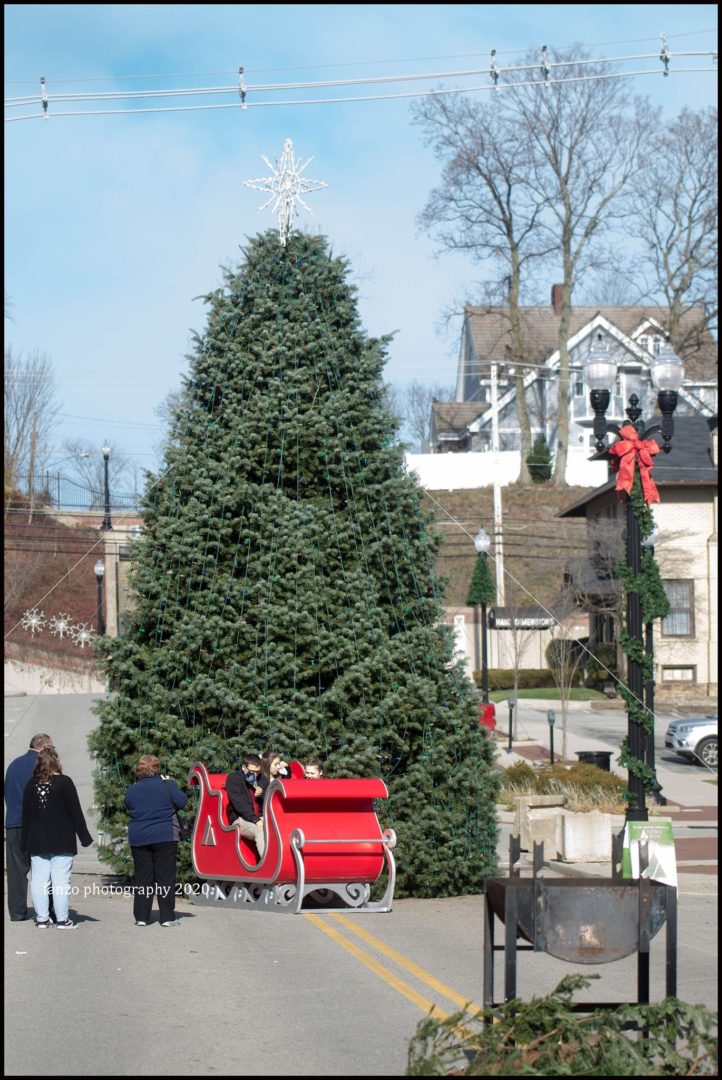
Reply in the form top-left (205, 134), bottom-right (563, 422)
top-left (187, 762), bottom-right (397, 914)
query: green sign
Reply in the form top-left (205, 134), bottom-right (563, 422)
top-left (621, 819), bottom-right (676, 887)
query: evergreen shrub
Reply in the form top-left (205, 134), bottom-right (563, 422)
top-left (477, 668), bottom-right (556, 690)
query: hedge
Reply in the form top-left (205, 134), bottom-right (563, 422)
top-left (472, 668), bottom-right (556, 690)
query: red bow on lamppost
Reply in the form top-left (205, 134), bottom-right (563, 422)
top-left (609, 424), bottom-right (660, 504)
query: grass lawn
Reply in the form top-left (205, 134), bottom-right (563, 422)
top-left (488, 687), bottom-right (607, 702)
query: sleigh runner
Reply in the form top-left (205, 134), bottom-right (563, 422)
top-left (186, 761), bottom-right (397, 913)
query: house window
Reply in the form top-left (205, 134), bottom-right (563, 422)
top-left (639, 336), bottom-right (649, 351)
top-left (661, 666), bottom-right (697, 684)
top-left (574, 372), bottom-right (584, 396)
top-left (653, 338), bottom-right (663, 356)
top-left (661, 580), bottom-right (694, 637)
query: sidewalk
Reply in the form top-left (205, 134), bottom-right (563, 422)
top-left (491, 699), bottom-right (717, 894)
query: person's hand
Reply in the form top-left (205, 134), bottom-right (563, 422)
top-left (254, 784), bottom-right (263, 797)
top-left (160, 774), bottom-right (169, 780)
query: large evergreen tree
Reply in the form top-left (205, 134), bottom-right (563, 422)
top-left (90, 230), bottom-right (499, 897)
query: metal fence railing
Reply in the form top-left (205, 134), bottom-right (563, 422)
top-left (10, 473), bottom-right (143, 513)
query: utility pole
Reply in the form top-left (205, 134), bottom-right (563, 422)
top-left (490, 362), bottom-right (505, 606)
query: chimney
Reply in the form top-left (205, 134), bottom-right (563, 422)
top-left (551, 284), bottom-right (564, 315)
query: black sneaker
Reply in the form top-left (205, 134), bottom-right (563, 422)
top-left (34, 918), bottom-right (51, 929)
top-left (54, 919), bottom-right (79, 929)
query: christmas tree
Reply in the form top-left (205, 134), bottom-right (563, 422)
top-left (90, 229), bottom-right (499, 897)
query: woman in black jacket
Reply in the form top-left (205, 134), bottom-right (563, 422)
top-left (21, 746), bottom-right (94, 929)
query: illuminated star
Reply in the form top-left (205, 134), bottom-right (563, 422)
top-left (245, 138), bottom-right (327, 246)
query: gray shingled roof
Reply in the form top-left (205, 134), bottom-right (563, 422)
top-left (559, 416), bottom-right (718, 517)
top-left (465, 304), bottom-right (717, 382)
top-left (431, 401), bottom-right (487, 434)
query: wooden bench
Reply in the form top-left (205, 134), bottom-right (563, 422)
top-left (187, 761), bottom-right (397, 913)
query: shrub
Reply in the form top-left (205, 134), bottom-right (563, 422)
top-left (526, 434), bottom-right (553, 483)
top-left (406, 973), bottom-right (718, 1075)
top-left (585, 642), bottom-right (619, 688)
top-left (499, 761), bottom-right (626, 812)
top-left (476, 668), bottom-right (556, 690)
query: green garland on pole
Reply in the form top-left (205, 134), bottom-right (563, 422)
top-left (466, 554), bottom-right (496, 607)
top-left (615, 471), bottom-right (670, 800)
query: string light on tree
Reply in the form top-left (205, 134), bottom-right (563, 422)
top-left (245, 139), bottom-right (327, 246)
top-left (21, 609), bottom-right (46, 635)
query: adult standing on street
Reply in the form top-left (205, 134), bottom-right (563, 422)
top-left (21, 745), bottom-right (94, 928)
top-left (4, 733), bottom-right (54, 921)
top-left (124, 754), bottom-right (188, 927)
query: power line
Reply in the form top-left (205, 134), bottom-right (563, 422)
top-left (5, 56), bottom-right (717, 123)
top-left (5, 50), bottom-right (711, 106)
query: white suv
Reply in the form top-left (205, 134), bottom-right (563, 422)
top-left (665, 714), bottom-right (718, 768)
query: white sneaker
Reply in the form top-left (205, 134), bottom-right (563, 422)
top-left (160, 919), bottom-right (180, 927)
top-left (135, 921), bottom-right (148, 926)
top-left (54, 919), bottom-right (79, 929)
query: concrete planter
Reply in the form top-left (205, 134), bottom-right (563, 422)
top-left (513, 796), bottom-right (625, 863)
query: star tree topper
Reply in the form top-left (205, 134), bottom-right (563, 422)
top-left (245, 138), bottom-right (327, 246)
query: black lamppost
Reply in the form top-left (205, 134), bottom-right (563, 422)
top-left (583, 334), bottom-right (683, 823)
top-left (473, 527), bottom-right (492, 704)
top-left (101, 442), bottom-right (112, 531)
top-left (641, 522), bottom-right (667, 806)
top-left (94, 559), bottom-right (106, 636)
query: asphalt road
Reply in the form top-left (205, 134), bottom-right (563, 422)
top-left (4, 692), bottom-right (718, 1076)
top-left (4, 887), bottom-right (718, 1076)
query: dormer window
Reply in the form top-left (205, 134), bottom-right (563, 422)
top-left (639, 336), bottom-right (649, 351)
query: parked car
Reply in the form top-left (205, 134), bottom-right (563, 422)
top-left (665, 714), bottom-right (718, 768)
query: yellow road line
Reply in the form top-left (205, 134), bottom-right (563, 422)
top-left (329, 912), bottom-right (485, 1019)
top-left (304, 912), bottom-right (450, 1021)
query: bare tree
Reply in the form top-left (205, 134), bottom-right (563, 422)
top-left (58, 438), bottom-right (134, 504)
top-left (153, 385), bottom-right (191, 461)
top-left (626, 106), bottom-right (718, 355)
top-left (545, 591), bottom-right (590, 761)
top-left (412, 93), bottom-right (557, 481)
top-left (4, 346), bottom-right (59, 502)
top-left (503, 48), bottom-right (658, 486)
top-left (398, 379), bottom-right (455, 451)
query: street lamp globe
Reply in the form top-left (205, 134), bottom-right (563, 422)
top-left (582, 332), bottom-right (617, 392)
top-left (474, 527), bottom-right (491, 555)
top-left (102, 443), bottom-right (111, 458)
top-left (650, 341), bottom-right (684, 391)
top-left (94, 559), bottom-right (105, 578)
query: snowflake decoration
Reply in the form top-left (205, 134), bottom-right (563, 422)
top-left (21, 609), bottom-right (46, 635)
top-left (49, 613), bottom-right (73, 639)
top-left (71, 623), bottom-right (96, 649)
top-left (245, 138), bottom-right (327, 246)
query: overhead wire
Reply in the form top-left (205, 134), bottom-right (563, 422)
top-left (5, 51), bottom-right (717, 122)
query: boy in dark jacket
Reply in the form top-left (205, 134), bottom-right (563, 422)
top-left (225, 753), bottom-right (265, 858)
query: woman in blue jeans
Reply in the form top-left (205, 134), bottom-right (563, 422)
top-left (124, 754), bottom-right (188, 927)
top-left (21, 746), bottom-right (94, 929)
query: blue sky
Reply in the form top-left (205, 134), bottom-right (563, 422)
top-left (5, 5), bottom-right (717, 478)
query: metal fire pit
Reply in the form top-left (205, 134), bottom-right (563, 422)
top-left (483, 839), bottom-right (677, 1013)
